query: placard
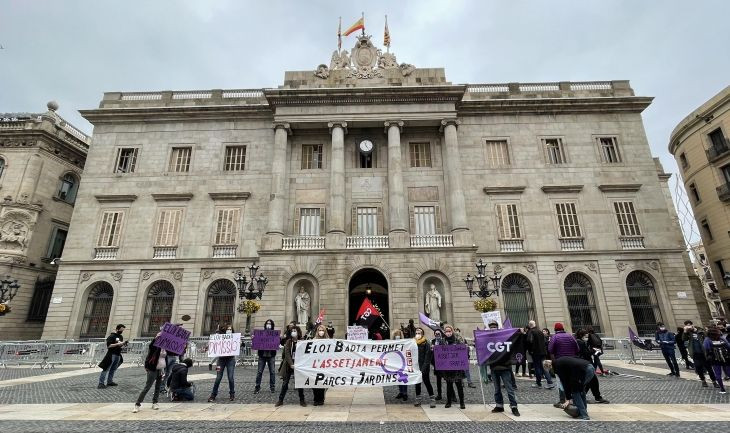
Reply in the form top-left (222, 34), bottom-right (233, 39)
top-left (208, 332), bottom-right (241, 357)
top-left (433, 344), bottom-right (469, 370)
top-left (481, 311), bottom-right (502, 328)
top-left (252, 329), bottom-right (280, 351)
top-left (294, 339), bottom-right (421, 388)
top-left (153, 322), bottom-right (190, 355)
top-left (347, 326), bottom-right (369, 341)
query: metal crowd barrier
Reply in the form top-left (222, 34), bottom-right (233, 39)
top-left (46, 342), bottom-right (98, 368)
top-left (0, 343), bottom-right (51, 368)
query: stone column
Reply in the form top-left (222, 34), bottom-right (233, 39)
top-left (327, 122), bottom-right (347, 248)
top-left (263, 122), bottom-right (290, 250)
top-left (17, 153), bottom-right (44, 203)
top-left (384, 120), bottom-right (409, 248)
top-left (441, 119), bottom-right (472, 246)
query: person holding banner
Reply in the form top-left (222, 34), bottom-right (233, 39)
top-left (276, 325), bottom-right (306, 407)
top-left (207, 324), bottom-right (237, 402)
top-left (254, 319), bottom-right (278, 394)
top-left (442, 325), bottom-right (466, 409)
top-left (133, 332), bottom-right (166, 413)
top-left (413, 327), bottom-right (436, 408)
top-left (431, 329), bottom-right (446, 400)
top-left (392, 329), bottom-right (409, 401)
top-left (311, 324), bottom-right (329, 406)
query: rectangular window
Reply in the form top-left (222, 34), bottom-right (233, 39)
top-left (409, 142), bottom-right (432, 168)
top-left (679, 152), bottom-right (689, 169)
top-left (114, 148), bottom-right (138, 173)
top-left (613, 201), bottom-right (641, 236)
top-left (485, 140), bottom-right (510, 167)
top-left (722, 165), bottom-right (730, 184)
top-left (359, 151), bottom-right (374, 168)
top-left (26, 277), bottom-right (55, 322)
top-left (214, 208), bottom-right (240, 245)
top-left (543, 138), bottom-right (566, 164)
top-left (224, 146), bottom-right (247, 171)
top-left (356, 207), bottom-right (378, 236)
top-left (598, 137), bottom-right (622, 163)
top-left (301, 144), bottom-right (323, 169)
top-left (689, 183), bottom-right (701, 203)
top-left (168, 147), bottom-right (191, 173)
top-left (555, 202), bottom-right (582, 238)
top-left (96, 211), bottom-right (124, 247)
top-left (496, 204), bottom-right (521, 239)
top-left (46, 227), bottom-right (68, 259)
top-left (709, 128), bottom-right (727, 151)
top-left (716, 260), bottom-right (727, 282)
top-left (413, 206), bottom-right (437, 235)
top-left (299, 208), bottom-right (322, 236)
top-left (701, 219), bottom-right (714, 241)
top-left (155, 209), bottom-right (183, 246)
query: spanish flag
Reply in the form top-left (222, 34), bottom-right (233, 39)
top-left (343, 17), bottom-right (364, 36)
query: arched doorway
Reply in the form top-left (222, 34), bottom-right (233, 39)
top-left (500, 273), bottom-right (536, 328)
top-left (626, 270), bottom-right (663, 337)
top-left (564, 272), bottom-right (601, 333)
top-left (80, 282), bottom-right (114, 338)
top-left (141, 280), bottom-right (175, 337)
top-left (348, 268), bottom-right (389, 338)
top-left (203, 279), bottom-right (236, 335)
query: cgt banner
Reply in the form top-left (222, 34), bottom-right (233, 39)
top-left (294, 339), bottom-right (421, 388)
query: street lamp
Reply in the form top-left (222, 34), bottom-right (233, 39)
top-left (235, 263), bottom-right (268, 336)
top-left (464, 259), bottom-right (502, 298)
top-left (0, 276), bottom-right (20, 316)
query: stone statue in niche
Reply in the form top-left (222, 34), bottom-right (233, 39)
top-left (424, 284), bottom-right (442, 322)
top-left (295, 286), bottom-right (311, 325)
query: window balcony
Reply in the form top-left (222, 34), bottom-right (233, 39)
top-left (212, 245), bottom-right (237, 258)
top-left (153, 246), bottom-right (177, 259)
top-left (410, 234), bottom-right (454, 248)
top-left (282, 236), bottom-right (325, 250)
top-left (346, 235), bottom-right (389, 249)
top-left (717, 182), bottom-right (730, 202)
top-left (619, 236), bottom-right (645, 250)
top-left (560, 238), bottom-right (585, 251)
top-left (499, 239), bottom-right (524, 252)
top-left (706, 141), bottom-right (730, 162)
top-left (94, 247), bottom-right (118, 260)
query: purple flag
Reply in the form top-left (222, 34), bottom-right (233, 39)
top-left (474, 327), bottom-right (520, 365)
top-left (502, 318), bottom-right (512, 329)
top-left (419, 312), bottom-right (441, 331)
top-left (628, 327), bottom-right (652, 350)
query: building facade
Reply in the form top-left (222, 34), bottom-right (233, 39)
top-left (689, 241), bottom-right (725, 319)
top-left (42, 36), bottom-right (701, 340)
top-left (670, 86), bottom-right (730, 314)
top-left (0, 102), bottom-right (88, 339)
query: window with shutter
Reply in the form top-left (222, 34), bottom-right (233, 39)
top-left (496, 204), bottom-right (521, 239)
top-left (542, 138), bottom-right (566, 165)
top-left (413, 206), bottom-right (436, 235)
top-left (356, 207), bottom-right (378, 236)
top-left (224, 146), bottom-right (247, 171)
top-left (155, 209), bottom-right (183, 246)
top-left (301, 144), bottom-right (323, 169)
top-left (215, 208), bottom-right (240, 244)
top-left (115, 148), bottom-right (138, 173)
top-left (409, 142), bottom-right (432, 168)
top-left (169, 147), bottom-right (192, 172)
top-left (555, 202), bottom-right (581, 238)
top-left (597, 137), bottom-right (622, 163)
top-left (485, 140), bottom-right (510, 167)
top-left (299, 208), bottom-right (322, 236)
top-left (96, 211), bottom-right (124, 247)
top-left (613, 201), bottom-right (641, 236)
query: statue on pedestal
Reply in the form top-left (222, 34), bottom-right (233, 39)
top-left (424, 284), bottom-right (442, 322)
top-left (295, 286), bottom-right (311, 325)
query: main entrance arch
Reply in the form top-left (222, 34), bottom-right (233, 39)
top-left (348, 268), bottom-right (389, 338)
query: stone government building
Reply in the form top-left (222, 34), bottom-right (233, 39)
top-left (35, 35), bottom-right (704, 341)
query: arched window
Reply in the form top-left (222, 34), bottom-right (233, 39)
top-left (141, 280), bottom-right (175, 337)
top-left (626, 271), bottom-right (663, 336)
top-left (0, 157), bottom-right (5, 179)
top-left (57, 173), bottom-right (78, 203)
top-left (564, 272), bottom-right (601, 333)
top-left (80, 282), bottom-right (114, 338)
top-left (203, 279), bottom-right (236, 335)
top-left (501, 273), bottom-right (536, 328)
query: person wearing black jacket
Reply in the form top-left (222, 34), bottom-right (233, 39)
top-left (575, 329), bottom-right (609, 404)
top-left (255, 319), bottom-right (277, 394)
top-left (98, 324), bottom-right (127, 388)
top-left (431, 329), bottom-right (446, 400)
top-left (487, 322), bottom-right (520, 417)
top-left (168, 358), bottom-right (195, 401)
top-left (553, 356), bottom-right (594, 420)
top-left (683, 321), bottom-right (718, 388)
top-left (133, 333), bottom-right (166, 413)
top-left (526, 321), bottom-right (554, 389)
top-left (413, 327), bottom-right (436, 408)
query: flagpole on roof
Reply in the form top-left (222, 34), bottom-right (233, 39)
top-left (384, 14), bottom-right (389, 53)
top-left (361, 12), bottom-right (365, 36)
top-left (337, 16), bottom-right (342, 53)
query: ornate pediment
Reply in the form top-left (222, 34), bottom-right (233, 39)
top-left (314, 35), bottom-right (415, 80)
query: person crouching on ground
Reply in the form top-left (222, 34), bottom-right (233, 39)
top-left (133, 331), bottom-right (167, 413)
top-left (442, 324), bottom-right (466, 409)
top-left (208, 324), bottom-right (237, 402)
top-left (553, 355), bottom-right (595, 420)
top-left (168, 358), bottom-right (195, 401)
top-left (311, 324), bottom-right (329, 406)
top-left (276, 325), bottom-right (306, 407)
top-left (575, 329), bottom-right (609, 404)
top-left (255, 319), bottom-right (277, 394)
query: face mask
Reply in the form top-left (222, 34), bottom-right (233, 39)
top-left (415, 333), bottom-right (423, 339)
top-left (265, 324), bottom-right (272, 330)
top-left (226, 330), bottom-right (232, 334)
top-left (290, 331), bottom-right (297, 338)
top-left (582, 337), bottom-right (589, 341)
top-left (395, 336), bottom-right (401, 340)
top-left (659, 327), bottom-right (666, 332)
top-left (318, 331), bottom-right (325, 336)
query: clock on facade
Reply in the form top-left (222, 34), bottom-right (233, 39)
top-left (359, 139), bottom-right (374, 154)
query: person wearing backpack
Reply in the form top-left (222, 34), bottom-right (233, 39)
top-left (683, 321), bottom-right (718, 388)
top-left (703, 326), bottom-right (730, 394)
top-left (586, 327), bottom-right (605, 375)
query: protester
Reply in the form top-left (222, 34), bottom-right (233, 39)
top-left (575, 329), bottom-right (609, 404)
top-left (133, 331), bottom-right (166, 413)
top-left (655, 322), bottom-right (680, 377)
top-left (683, 321), bottom-right (718, 388)
top-left (255, 319), bottom-right (277, 394)
top-left (548, 322), bottom-right (579, 407)
top-left (208, 324), bottom-right (236, 402)
top-left (276, 325), bottom-right (306, 407)
top-left (326, 321), bottom-right (335, 338)
top-left (487, 321), bottom-right (520, 417)
top-left (526, 320), bottom-right (554, 389)
top-left (311, 324), bottom-right (329, 406)
top-left (554, 355), bottom-right (594, 420)
top-left (168, 358), bottom-right (195, 401)
top-left (514, 327), bottom-right (528, 377)
top-left (413, 327), bottom-right (436, 408)
top-left (391, 329), bottom-right (409, 401)
top-left (159, 326), bottom-right (185, 394)
top-left (441, 324), bottom-right (466, 409)
top-left (431, 328), bottom-right (445, 400)
top-left (98, 324), bottom-right (127, 389)
top-left (675, 326), bottom-right (694, 370)
top-left (704, 326), bottom-right (730, 394)
top-left (281, 321), bottom-right (297, 346)
top-left (541, 328), bottom-right (555, 386)
top-left (586, 327), bottom-right (606, 375)
top-left (455, 328), bottom-right (476, 388)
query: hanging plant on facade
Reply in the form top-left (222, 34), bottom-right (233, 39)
top-left (238, 299), bottom-right (261, 316)
top-left (473, 298), bottom-right (497, 313)
top-left (0, 303), bottom-right (11, 316)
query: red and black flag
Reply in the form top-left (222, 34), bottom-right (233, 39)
top-left (355, 297), bottom-right (381, 328)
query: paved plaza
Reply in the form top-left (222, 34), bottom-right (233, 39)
top-left (1, 360), bottom-right (730, 432)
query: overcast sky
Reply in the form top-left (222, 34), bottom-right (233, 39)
top-left (2, 0), bottom-right (729, 241)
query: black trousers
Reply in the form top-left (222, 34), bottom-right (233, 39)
top-left (312, 388), bottom-right (326, 404)
top-left (435, 372), bottom-right (443, 397)
top-left (694, 354), bottom-right (717, 382)
top-left (278, 369), bottom-right (305, 402)
top-left (587, 374), bottom-right (602, 399)
top-left (445, 379), bottom-right (464, 404)
top-left (416, 366), bottom-right (434, 396)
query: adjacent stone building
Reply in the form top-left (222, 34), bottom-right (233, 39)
top-left (42, 36), bottom-right (701, 340)
top-left (670, 86), bottom-right (730, 314)
top-left (0, 103), bottom-right (88, 339)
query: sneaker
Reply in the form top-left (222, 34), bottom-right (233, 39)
top-left (299, 400), bottom-right (307, 407)
top-left (414, 402), bottom-right (421, 407)
top-left (702, 381), bottom-right (709, 388)
top-left (714, 382), bottom-right (721, 388)
top-left (531, 384), bottom-right (542, 388)
top-left (132, 405), bottom-right (139, 413)
top-left (402, 395), bottom-right (408, 402)
top-left (491, 407), bottom-right (505, 413)
top-left (444, 402), bottom-right (451, 408)
top-left (720, 391), bottom-right (727, 395)
top-left (435, 395), bottom-right (442, 401)
top-left (229, 395), bottom-right (235, 402)
top-left (666, 372), bottom-right (675, 376)
top-left (467, 382), bottom-right (476, 388)
top-left (275, 400), bottom-right (283, 407)
top-left (207, 396), bottom-right (216, 402)
top-left (151, 403), bottom-right (159, 410)
top-left (460, 403), bottom-right (465, 409)
top-left (429, 398), bottom-right (436, 408)
top-left (97, 384), bottom-right (106, 389)
top-left (594, 397), bottom-right (609, 404)
top-left (511, 407), bottom-right (520, 416)
top-left (545, 384), bottom-right (556, 389)
top-left (107, 382), bottom-right (118, 387)
top-left (580, 416), bottom-right (591, 420)
top-left (254, 387), bottom-right (260, 394)
top-left (553, 402), bottom-right (564, 408)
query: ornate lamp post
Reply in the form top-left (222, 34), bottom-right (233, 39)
top-left (0, 276), bottom-right (20, 316)
top-left (464, 259), bottom-right (502, 299)
top-left (235, 263), bottom-right (268, 335)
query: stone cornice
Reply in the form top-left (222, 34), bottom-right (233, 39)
top-left (597, 184), bottom-right (642, 193)
top-left (80, 105), bottom-right (272, 124)
top-left (151, 193), bottom-right (194, 202)
top-left (541, 185), bottom-right (584, 194)
top-left (208, 192), bottom-right (251, 201)
top-left (264, 85), bottom-right (467, 108)
top-left (94, 194), bottom-right (138, 203)
top-left (459, 96), bottom-right (653, 115)
top-left (483, 186), bottom-right (526, 195)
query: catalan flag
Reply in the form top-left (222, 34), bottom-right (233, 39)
top-left (343, 16), bottom-right (364, 36)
